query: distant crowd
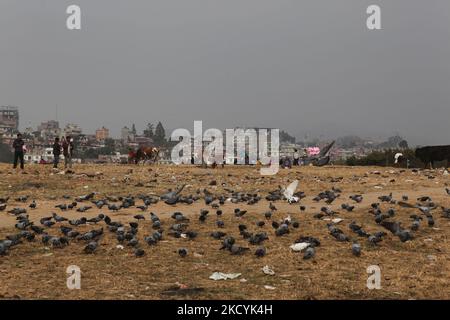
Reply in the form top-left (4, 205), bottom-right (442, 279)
top-left (11, 133), bottom-right (75, 171)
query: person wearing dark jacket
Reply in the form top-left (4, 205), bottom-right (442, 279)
top-left (52, 137), bottom-right (61, 168)
top-left (12, 133), bottom-right (25, 170)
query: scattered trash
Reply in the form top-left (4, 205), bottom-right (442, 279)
top-left (264, 285), bottom-right (276, 290)
top-left (209, 272), bottom-right (242, 281)
top-left (116, 245), bottom-right (124, 250)
top-left (290, 242), bottom-right (310, 252)
top-left (262, 265), bottom-right (275, 276)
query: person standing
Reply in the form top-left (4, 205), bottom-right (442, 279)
top-left (12, 133), bottom-right (25, 170)
top-left (293, 149), bottom-right (300, 166)
top-left (52, 137), bottom-right (61, 168)
top-left (62, 136), bottom-right (74, 169)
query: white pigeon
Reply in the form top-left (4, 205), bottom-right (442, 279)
top-left (283, 180), bottom-right (299, 203)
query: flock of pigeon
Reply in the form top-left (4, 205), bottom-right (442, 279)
top-left (1, 182), bottom-right (450, 261)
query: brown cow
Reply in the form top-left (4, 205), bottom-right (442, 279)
top-left (129, 146), bottom-right (160, 164)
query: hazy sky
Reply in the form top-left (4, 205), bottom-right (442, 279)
top-left (1, 0), bottom-right (449, 145)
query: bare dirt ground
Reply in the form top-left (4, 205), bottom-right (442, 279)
top-left (0, 163), bottom-right (449, 300)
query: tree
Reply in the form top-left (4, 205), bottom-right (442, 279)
top-left (153, 121), bottom-right (166, 147)
top-left (280, 130), bottom-right (296, 144)
top-left (143, 123), bottom-right (154, 138)
top-left (399, 140), bottom-right (409, 149)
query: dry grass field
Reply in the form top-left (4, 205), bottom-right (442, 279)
top-left (0, 163), bottom-right (449, 300)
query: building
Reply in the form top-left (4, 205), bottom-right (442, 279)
top-left (37, 120), bottom-right (61, 140)
top-left (64, 123), bottom-right (83, 137)
top-left (0, 106), bottom-right (19, 133)
top-left (134, 135), bottom-right (153, 146)
top-left (95, 126), bottom-right (109, 141)
top-left (121, 126), bottom-right (134, 142)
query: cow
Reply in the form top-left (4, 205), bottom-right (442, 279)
top-left (415, 145), bottom-right (450, 169)
top-left (128, 146), bottom-right (160, 164)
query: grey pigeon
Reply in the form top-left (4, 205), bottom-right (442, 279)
top-left (255, 247), bottom-right (266, 257)
top-left (352, 243), bottom-right (361, 257)
top-left (178, 248), bottom-right (188, 258)
top-left (84, 241), bottom-right (98, 254)
top-left (303, 246), bottom-right (315, 260)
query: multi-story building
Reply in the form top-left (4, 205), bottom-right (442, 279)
top-left (95, 126), bottom-right (109, 141)
top-left (64, 123), bottom-right (83, 137)
top-left (121, 126), bottom-right (134, 142)
top-left (37, 120), bottom-right (61, 140)
top-left (0, 106), bottom-right (19, 133)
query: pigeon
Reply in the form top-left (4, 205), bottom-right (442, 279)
top-left (87, 214), bottom-right (105, 224)
top-left (134, 248), bottom-right (145, 257)
top-left (269, 202), bottom-right (277, 211)
top-left (42, 220), bottom-right (55, 228)
top-left (255, 247), bottom-right (266, 257)
top-left (184, 231), bottom-right (198, 240)
top-left (0, 243), bottom-right (8, 256)
top-left (108, 204), bottom-right (121, 211)
top-left (76, 193), bottom-right (95, 202)
top-left (15, 195), bottom-right (28, 203)
top-left (0, 203), bottom-right (6, 211)
top-left (127, 237), bottom-right (139, 247)
top-left (249, 232), bottom-right (269, 245)
top-left (52, 212), bottom-right (68, 222)
top-left (275, 224), bottom-right (289, 237)
top-left (341, 203), bottom-right (355, 212)
top-left (55, 204), bottom-right (68, 211)
top-left (300, 206), bottom-right (306, 211)
top-left (349, 194), bottom-right (363, 203)
top-left (352, 242), bottom-right (361, 257)
top-left (0, 197), bottom-right (9, 204)
top-left (441, 207), bottom-right (450, 218)
top-left (220, 236), bottom-right (235, 250)
top-left (76, 206), bottom-right (92, 213)
top-left (303, 246), bottom-right (315, 260)
top-left (84, 241), bottom-right (98, 254)
top-left (178, 248), bottom-right (188, 258)
top-left (30, 225), bottom-right (45, 234)
top-left (446, 188), bottom-right (450, 196)
top-left (144, 235), bottom-right (157, 245)
top-left (264, 211), bottom-right (272, 220)
top-left (150, 212), bottom-right (160, 223)
top-left (29, 200), bottom-right (37, 209)
top-left (161, 185), bottom-right (186, 205)
top-left (69, 217), bottom-right (87, 226)
top-left (7, 208), bottom-right (27, 215)
top-left (378, 193), bottom-right (393, 203)
top-left (216, 210), bottom-right (223, 216)
top-left (426, 215), bottom-right (435, 227)
top-left (136, 205), bottom-right (148, 212)
top-left (256, 221), bottom-right (265, 227)
top-left (230, 245), bottom-right (250, 255)
top-left (283, 180), bottom-right (300, 203)
top-left (234, 208), bottom-right (247, 218)
top-left (417, 196), bottom-right (432, 202)
top-left (210, 231), bottom-right (226, 240)
top-left (216, 220), bottom-right (225, 228)
top-left (133, 214), bottom-right (145, 221)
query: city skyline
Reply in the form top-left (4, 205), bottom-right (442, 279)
top-left (1, 0), bottom-right (450, 146)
